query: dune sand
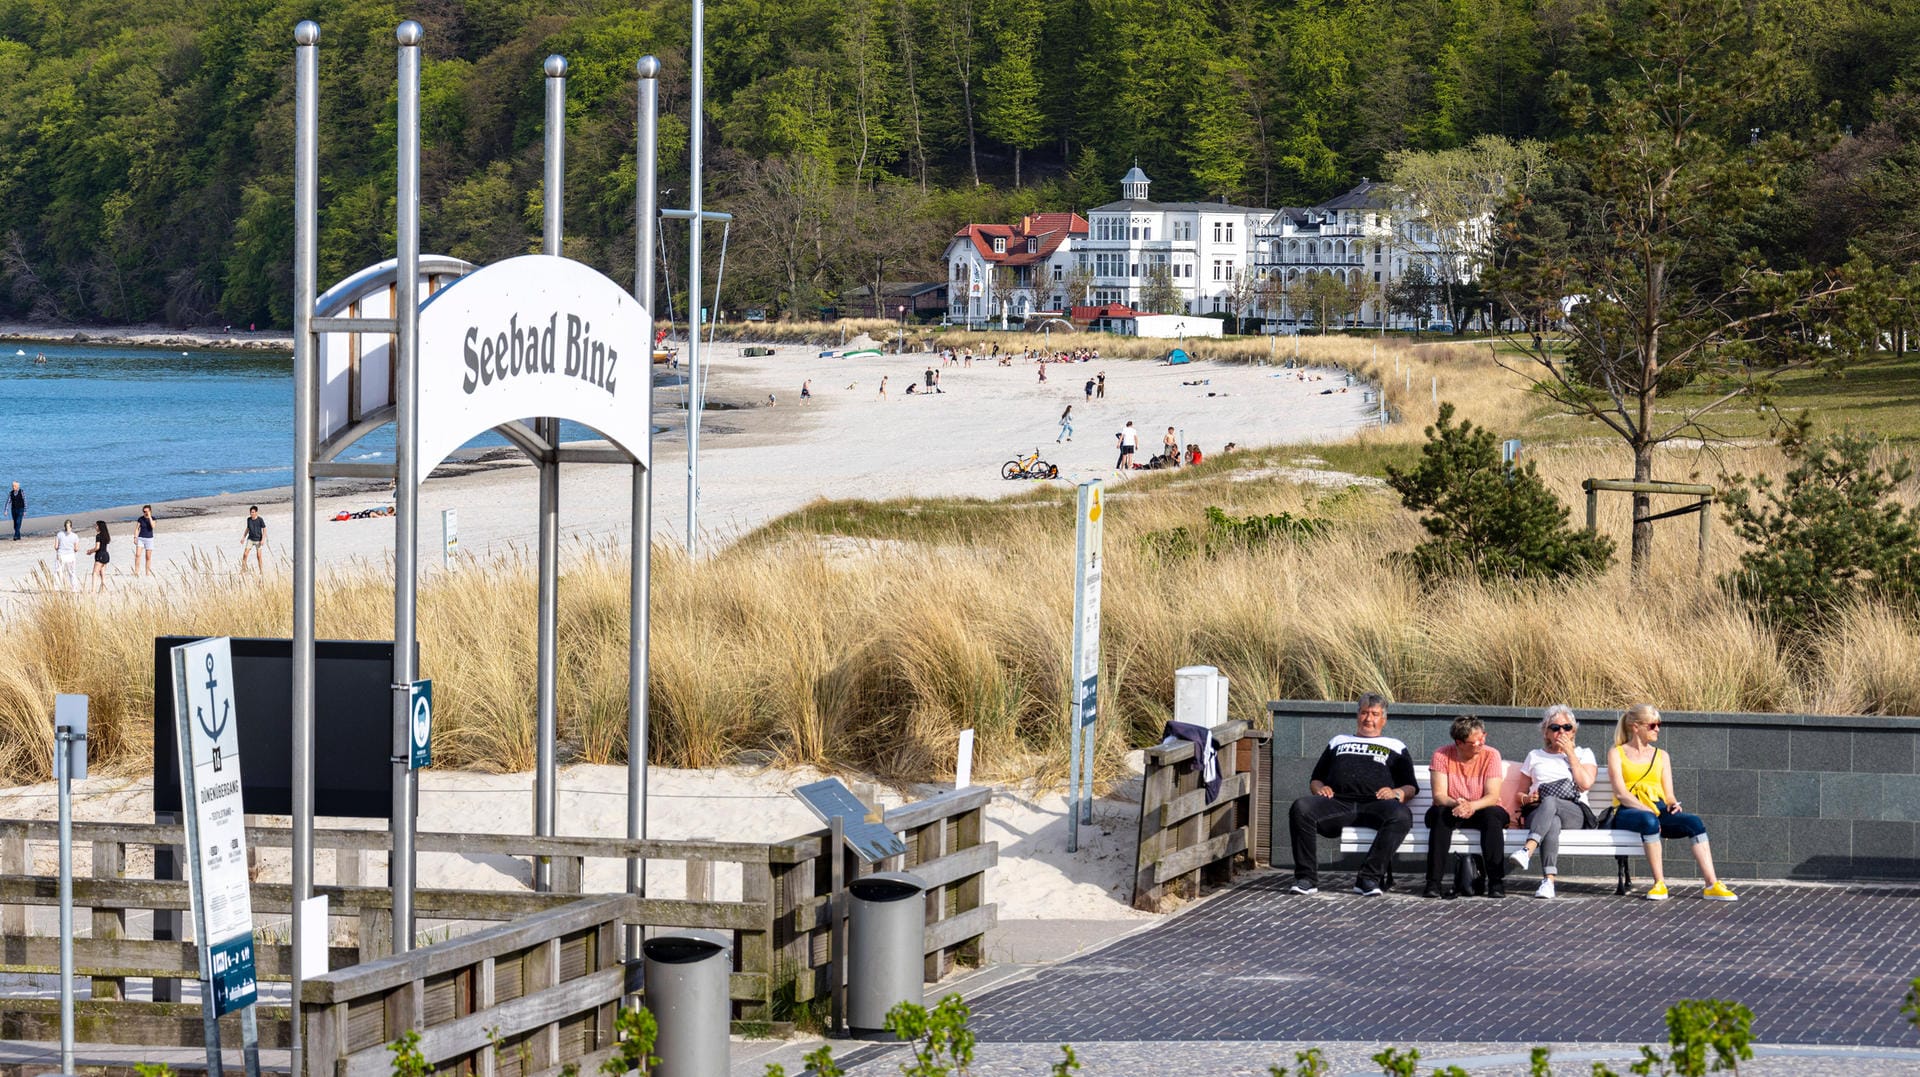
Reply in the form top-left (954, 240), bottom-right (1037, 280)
top-left (0, 341), bottom-right (1373, 926)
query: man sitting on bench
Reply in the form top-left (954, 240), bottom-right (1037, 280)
top-left (1288, 693), bottom-right (1418, 896)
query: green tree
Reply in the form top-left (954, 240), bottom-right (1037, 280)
top-left (1720, 432), bottom-right (1920, 633)
top-left (1386, 403), bottom-right (1615, 581)
top-left (980, 0), bottom-right (1043, 186)
top-left (1138, 263), bottom-right (1178, 314)
top-left (1484, 0), bottom-right (1868, 574)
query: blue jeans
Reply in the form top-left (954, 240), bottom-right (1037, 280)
top-left (1613, 805), bottom-right (1709, 844)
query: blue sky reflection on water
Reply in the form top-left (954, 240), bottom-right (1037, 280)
top-left (0, 343), bottom-right (612, 518)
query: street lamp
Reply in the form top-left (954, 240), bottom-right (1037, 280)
top-left (897, 304), bottom-right (907, 353)
top-left (1176, 320), bottom-right (1185, 347)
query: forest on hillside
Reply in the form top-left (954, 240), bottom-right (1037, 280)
top-left (0, 0), bottom-right (1916, 326)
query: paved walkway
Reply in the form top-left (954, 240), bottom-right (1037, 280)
top-left (823, 872), bottom-right (1920, 1075)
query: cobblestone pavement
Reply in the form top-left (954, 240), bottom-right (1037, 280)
top-left (837, 1040), bottom-right (1920, 1075)
top-left (962, 875), bottom-right (1920, 1047)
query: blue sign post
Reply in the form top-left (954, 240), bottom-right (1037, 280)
top-left (408, 679), bottom-right (434, 770)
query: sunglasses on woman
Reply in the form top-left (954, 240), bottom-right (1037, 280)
top-left (1645, 722), bottom-right (1662, 730)
top-left (1547, 723), bottom-right (1574, 732)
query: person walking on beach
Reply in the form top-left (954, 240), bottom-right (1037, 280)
top-left (240, 505), bottom-right (266, 573)
top-left (1116, 421), bottom-right (1137, 470)
top-left (135, 504), bottom-right (156, 576)
top-left (1084, 377), bottom-right (1095, 403)
top-left (801, 379), bottom-right (812, 402)
top-left (1096, 372), bottom-right (1106, 400)
top-left (1058, 405), bottom-right (1074, 443)
top-left (1038, 362), bottom-right (1048, 384)
top-left (8, 482), bottom-right (23, 540)
top-left (85, 520), bottom-right (110, 592)
top-left (53, 519), bottom-right (80, 592)
top-left (877, 376), bottom-right (888, 401)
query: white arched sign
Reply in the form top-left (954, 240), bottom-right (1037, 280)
top-left (417, 254), bottom-right (651, 474)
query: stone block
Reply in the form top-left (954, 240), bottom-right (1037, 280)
top-left (1852, 820), bottom-right (1914, 860)
top-left (1729, 728), bottom-right (1789, 771)
top-left (1710, 815), bottom-right (1774, 864)
top-left (1697, 770), bottom-right (1759, 816)
top-left (1757, 771), bottom-right (1819, 818)
top-left (1854, 731), bottom-right (1917, 775)
top-left (1663, 724), bottom-right (1729, 769)
top-left (1821, 772), bottom-right (1884, 820)
top-left (1789, 816), bottom-right (1851, 866)
top-left (1790, 729), bottom-right (1852, 773)
top-left (1883, 774), bottom-right (1920, 822)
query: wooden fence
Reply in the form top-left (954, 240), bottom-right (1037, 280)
top-left (1132, 722), bottom-right (1266, 911)
top-left (0, 785), bottom-right (996, 1057)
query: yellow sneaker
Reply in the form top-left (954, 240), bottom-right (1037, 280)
top-left (1703, 882), bottom-right (1739, 902)
top-left (1644, 882), bottom-right (1670, 901)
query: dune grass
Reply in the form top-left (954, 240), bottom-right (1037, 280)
top-left (1, 336), bottom-right (1916, 789)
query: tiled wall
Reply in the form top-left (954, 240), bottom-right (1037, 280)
top-left (1267, 700), bottom-right (1920, 881)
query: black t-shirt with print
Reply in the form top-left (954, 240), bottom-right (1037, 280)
top-left (1309, 734), bottom-right (1417, 801)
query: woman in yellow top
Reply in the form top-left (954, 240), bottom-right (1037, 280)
top-left (1608, 704), bottom-right (1738, 901)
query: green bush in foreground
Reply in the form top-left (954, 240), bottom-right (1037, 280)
top-left (1387, 403), bottom-right (1615, 583)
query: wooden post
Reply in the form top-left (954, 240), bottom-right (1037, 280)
top-left (1, 825), bottom-right (25, 938)
top-left (91, 839), bottom-right (126, 1000)
top-left (952, 805), bottom-right (984, 968)
top-left (1133, 751), bottom-right (1175, 911)
top-left (741, 860), bottom-right (775, 1019)
top-left (1585, 480), bottom-right (1598, 532)
top-left (920, 816), bottom-right (949, 982)
top-left (1698, 495), bottom-right (1711, 576)
top-left (828, 815), bottom-right (846, 1036)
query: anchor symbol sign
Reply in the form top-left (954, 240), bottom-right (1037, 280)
top-left (196, 652), bottom-right (231, 771)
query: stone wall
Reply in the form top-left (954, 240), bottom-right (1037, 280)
top-left (1267, 700), bottom-right (1920, 882)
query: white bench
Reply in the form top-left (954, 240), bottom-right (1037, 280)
top-left (1332, 763), bottom-right (1647, 894)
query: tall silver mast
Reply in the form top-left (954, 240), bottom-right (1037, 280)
top-left (390, 18), bottom-right (423, 954)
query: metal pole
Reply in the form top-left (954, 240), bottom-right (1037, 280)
top-left (629, 54), bottom-right (661, 959)
top-left (289, 23), bottom-right (319, 1077)
top-left (391, 19), bottom-right (423, 955)
top-left (533, 53), bottom-right (567, 893)
top-left (56, 724), bottom-right (74, 1075)
top-left (687, 0), bottom-right (705, 559)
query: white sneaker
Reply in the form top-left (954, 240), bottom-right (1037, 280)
top-left (1353, 882), bottom-right (1385, 897)
top-left (1535, 877), bottom-right (1555, 899)
top-left (1509, 848), bottom-right (1532, 872)
top-left (1289, 880), bottom-right (1319, 895)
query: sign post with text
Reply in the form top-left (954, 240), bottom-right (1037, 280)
top-left (171, 636), bottom-right (261, 1077)
top-left (1066, 480), bottom-right (1103, 853)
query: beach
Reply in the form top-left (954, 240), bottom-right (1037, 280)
top-left (0, 340), bottom-right (1374, 593)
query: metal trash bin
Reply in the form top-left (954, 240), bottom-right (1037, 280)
top-left (642, 930), bottom-right (731, 1076)
top-left (846, 870), bottom-right (927, 1038)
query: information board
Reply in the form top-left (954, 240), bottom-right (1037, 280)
top-left (794, 779), bottom-right (906, 863)
top-left (170, 637), bottom-right (259, 1016)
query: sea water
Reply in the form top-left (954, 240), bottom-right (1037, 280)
top-left (0, 342), bottom-right (615, 520)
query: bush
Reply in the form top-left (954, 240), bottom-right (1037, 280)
top-left (1721, 432), bottom-right (1920, 632)
top-left (1141, 505), bottom-right (1328, 562)
top-left (1385, 403), bottom-right (1614, 582)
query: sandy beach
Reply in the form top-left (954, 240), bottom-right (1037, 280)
top-left (0, 340), bottom-right (1373, 591)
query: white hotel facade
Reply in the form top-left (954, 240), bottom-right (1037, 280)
top-left (944, 166), bottom-right (1478, 330)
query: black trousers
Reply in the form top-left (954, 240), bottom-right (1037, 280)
top-left (1289, 795), bottom-right (1412, 888)
top-left (1423, 804), bottom-right (1511, 893)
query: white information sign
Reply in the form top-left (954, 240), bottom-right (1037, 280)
top-left (417, 254), bottom-right (652, 475)
top-left (170, 637), bottom-right (258, 1016)
top-left (1066, 481), bottom-right (1104, 851)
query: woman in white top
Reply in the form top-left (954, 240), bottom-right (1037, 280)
top-left (53, 520), bottom-right (80, 592)
top-left (1506, 704), bottom-right (1597, 898)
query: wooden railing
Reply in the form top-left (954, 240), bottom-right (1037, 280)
top-left (0, 785), bottom-right (997, 1054)
top-left (1132, 722), bottom-right (1266, 911)
top-left (303, 895), bottom-right (630, 1077)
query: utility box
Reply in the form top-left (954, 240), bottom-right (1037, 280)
top-left (1174, 665), bottom-right (1230, 728)
top-left (642, 931), bottom-right (732, 1076)
top-left (846, 871), bottom-right (927, 1038)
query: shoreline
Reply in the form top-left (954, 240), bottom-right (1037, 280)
top-left (0, 321), bottom-right (293, 352)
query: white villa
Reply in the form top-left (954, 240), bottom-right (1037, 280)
top-left (943, 166), bottom-right (1482, 331)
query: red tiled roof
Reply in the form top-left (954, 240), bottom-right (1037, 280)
top-left (952, 213), bottom-right (1089, 267)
